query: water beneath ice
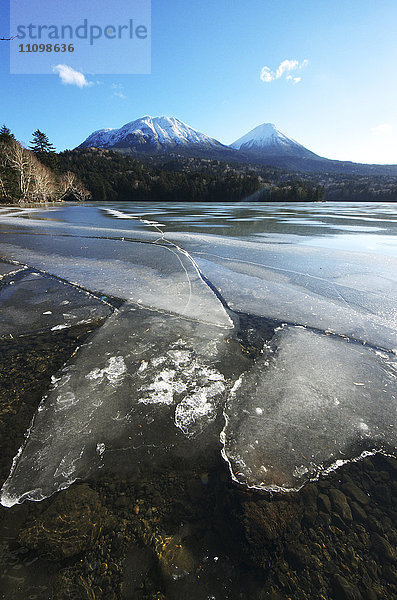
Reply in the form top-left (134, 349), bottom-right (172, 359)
top-left (0, 270), bottom-right (112, 338)
top-left (0, 201), bottom-right (396, 504)
top-left (222, 325), bottom-right (397, 492)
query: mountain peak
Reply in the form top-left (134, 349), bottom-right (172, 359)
top-left (78, 115), bottom-right (227, 155)
top-left (230, 121), bottom-right (316, 159)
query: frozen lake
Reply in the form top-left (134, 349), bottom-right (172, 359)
top-left (0, 201), bottom-right (396, 505)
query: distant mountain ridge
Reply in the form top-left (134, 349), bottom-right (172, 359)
top-left (78, 115), bottom-right (397, 176)
top-left (78, 115), bottom-right (235, 160)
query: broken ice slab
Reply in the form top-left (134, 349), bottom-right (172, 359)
top-left (222, 326), bottom-right (397, 492)
top-left (192, 249), bottom-right (397, 353)
top-left (0, 270), bottom-right (113, 338)
top-left (0, 234), bottom-right (232, 328)
top-left (0, 304), bottom-right (250, 507)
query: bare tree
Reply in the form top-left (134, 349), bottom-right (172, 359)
top-left (58, 170), bottom-right (91, 201)
top-left (32, 161), bottom-right (57, 203)
top-left (0, 144), bottom-right (8, 199)
top-left (3, 140), bottom-right (36, 201)
top-left (1, 138), bottom-right (90, 204)
top-left (1, 139), bottom-right (60, 203)
top-left (0, 172), bottom-right (6, 199)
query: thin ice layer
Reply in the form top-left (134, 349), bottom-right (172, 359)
top-left (222, 326), bottom-right (397, 492)
top-left (1, 305), bottom-right (249, 507)
top-left (192, 248), bottom-right (397, 352)
top-left (0, 235), bottom-right (232, 328)
top-left (0, 271), bottom-right (112, 338)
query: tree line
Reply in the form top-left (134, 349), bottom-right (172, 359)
top-left (0, 125), bottom-right (326, 204)
top-left (0, 126), bottom-right (90, 204)
top-left (58, 148), bottom-right (326, 202)
top-left (254, 181), bottom-right (325, 201)
top-left (57, 148), bottom-right (264, 202)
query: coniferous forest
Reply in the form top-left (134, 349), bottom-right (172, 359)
top-left (57, 148), bottom-right (326, 203)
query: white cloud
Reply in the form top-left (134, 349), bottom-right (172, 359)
top-left (276, 59), bottom-right (299, 79)
top-left (113, 91), bottom-right (127, 99)
top-left (371, 123), bottom-right (393, 136)
top-left (260, 66), bottom-right (275, 82)
top-left (260, 59), bottom-right (308, 83)
top-left (53, 64), bottom-right (93, 88)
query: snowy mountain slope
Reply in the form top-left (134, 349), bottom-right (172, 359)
top-left (231, 122), bottom-right (320, 159)
top-left (79, 115), bottom-right (230, 155)
top-left (77, 116), bottom-right (397, 175)
top-left (231, 123), bottom-right (397, 174)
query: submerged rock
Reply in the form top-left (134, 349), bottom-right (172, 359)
top-left (333, 574), bottom-right (363, 600)
top-left (0, 270), bottom-right (112, 339)
top-left (329, 488), bottom-right (353, 522)
top-left (241, 497), bottom-right (303, 547)
top-left (19, 484), bottom-right (114, 560)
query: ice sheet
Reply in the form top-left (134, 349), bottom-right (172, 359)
top-left (0, 305), bottom-right (249, 507)
top-left (222, 326), bottom-right (397, 492)
top-left (192, 255), bottom-right (397, 353)
top-left (0, 271), bottom-right (112, 338)
top-left (1, 206), bottom-right (396, 348)
top-left (0, 236), bottom-right (232, 329)
top-left (1, 204), bottom-right (396, 501)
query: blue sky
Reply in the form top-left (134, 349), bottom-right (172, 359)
top-left (1, 0), bottom-right (397, 164)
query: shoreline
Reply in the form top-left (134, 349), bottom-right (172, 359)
top-left (0, 293), bottom-right (396, 599)
top-left (0, 204), bottom-right (396, 599)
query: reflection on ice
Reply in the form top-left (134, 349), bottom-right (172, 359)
top-left (192, 245), bottom-right (397, 352)
top-left (222, 326), bottom-right (397, 492)
top-left (0, 238), bottom-right (232, 329)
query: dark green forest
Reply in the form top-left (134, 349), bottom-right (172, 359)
top-left (58, 148), bottom-right (325, 203)
top-left (58, 149), bottom-right (260, 202)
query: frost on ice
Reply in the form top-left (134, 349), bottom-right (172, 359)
top-left (0, 305), bottom-right (249, 507)
top-left (222, 326), bottom-right (397, 492)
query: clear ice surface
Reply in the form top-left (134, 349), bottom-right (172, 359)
top-left (0, 235), bottom-right (232, 328)
top-left (0, 271), bottom-right (112, 338)
top-left (222, 326), bottom-right (397, 492)
top-left (0, 305), bottom-right (249, 507)
top-left (188, 238), bottom-right (397, 353)
top-left (0, 203), bottom-right (397, 502)
top-left (3, 206), bottom-right (394, 348)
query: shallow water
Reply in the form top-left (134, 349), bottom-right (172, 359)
top-left (0, 201), bottom-right (396, 501)
top-left (0, 201), bottom-right (397, 599)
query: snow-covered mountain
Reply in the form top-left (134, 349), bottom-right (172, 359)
top-left (79, 115), bottom-right (231, 157)
top-left (77, 116), bottom-right (397, 175)
top-left (231, 122), bottom-right (318, 159)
